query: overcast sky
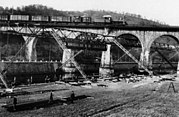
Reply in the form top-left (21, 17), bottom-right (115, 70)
top-left (1, 0), bottom-right (179, 26)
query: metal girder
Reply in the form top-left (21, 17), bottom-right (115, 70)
top-left (0, 26), bottom-right (44, 38)
top-left (55, 28), bottom-right (81, 40)
top-left (58, 28), bottom-right (113, 43)
top-left (55, 28), bottom-right (105, 43)
top-left (51, 28), bottom-right (107, 51)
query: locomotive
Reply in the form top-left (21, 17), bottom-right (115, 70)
top-left (0, 14), bottom-right (127, 25)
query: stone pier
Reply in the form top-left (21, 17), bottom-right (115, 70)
top-left (23, 36), bottom-right (37, 61)
top-left (139, 49), bottom-right (151, 70)
top-left (62, 49), bottom-right (77, 79)
top-left (99, 44), bottom-right (114, 78)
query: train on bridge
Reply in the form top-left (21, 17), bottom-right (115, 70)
top-left (0, 14), bottom-right (127, 25)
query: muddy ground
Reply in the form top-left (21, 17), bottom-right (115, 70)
top-left (0, 75), bottom-right (179, 117)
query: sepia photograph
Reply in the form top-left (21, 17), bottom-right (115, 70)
top-left (0, 0), bottom-right (179, 116)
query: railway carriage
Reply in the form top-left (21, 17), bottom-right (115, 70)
top-left (31, 15), bottom-right (49, 22)
top-left (10, 15), bottom-right (29, 21)
top-left (0, 15), bottom-right (8, 21)
top-left (48, 16), bottom-right (72, 23)
top-left (50, 16), bottom-right (63, 22)
top-left (61, 16), bottom-right (72, 22)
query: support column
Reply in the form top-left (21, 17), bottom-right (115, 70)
top-left (99, 44), bottom-right (114, 78)
top-left (23, 36), bottom-right (37, 61)
top-left (62, 49), bottom-right (76, 79)
top-left (139, 49), bottom-right (153, 75)
top-left (139, 49), bottom-right (150, 69)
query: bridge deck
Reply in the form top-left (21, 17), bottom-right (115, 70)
top-left (1, 21), bottom-right (179, 31)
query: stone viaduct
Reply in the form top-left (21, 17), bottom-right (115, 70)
top-left (1, 25), bottom-right (179, 78)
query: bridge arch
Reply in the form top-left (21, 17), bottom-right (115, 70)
top-left (25, 31), bottom-right (63, 61)
top-left (114, 33), bottom-right (142, 59)
top-left (37, 32), bottom-right (63, 61)
top-left (117, 33), bottom-right (141, 43)
top-left (0, 30), bottom-right (25, 61)
top-left (147, 33), bottom-right (179, 73)
top-left (147, 34), bottom-right (179, 52)
top-left (111, 32), bottom-right (143, 74)
top-left (114, 30), bottom-right (148, 53)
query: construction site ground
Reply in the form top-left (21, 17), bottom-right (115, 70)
top-left (0, 74), bottom-right (179, 117)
